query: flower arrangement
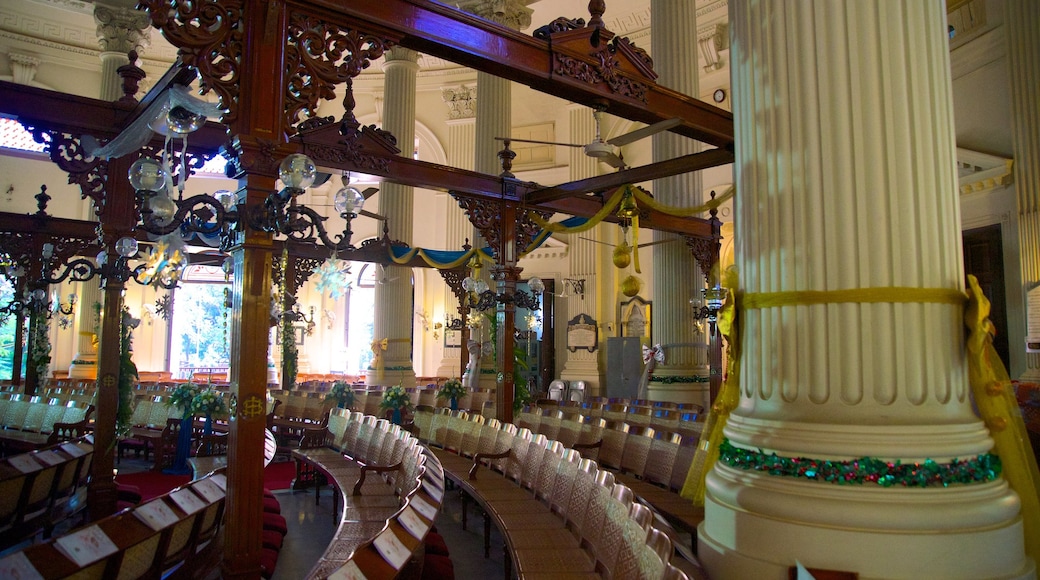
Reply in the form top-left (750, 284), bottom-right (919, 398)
top-left (191, 388), bottom-right (229, 417)
top-left (379, 384), bottom-right (412, 411)
top-left (437, 378), bottom-right (466, 401)
top-left (168, 382), bottom-right (200, 416)
top-left (326, 380), bottom-right (355, 409)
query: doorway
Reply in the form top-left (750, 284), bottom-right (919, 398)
top-left (963, 224), bottom-right (1009, 369)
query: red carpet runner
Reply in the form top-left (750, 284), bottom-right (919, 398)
top-left (116, 460), bottom-right (297, 501)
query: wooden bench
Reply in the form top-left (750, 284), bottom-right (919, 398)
top-left (292, 408), bottom-right (446, 579)
top-left (414, 409), bottom-right (697, 579)
top-left (0, 395), bottom-right (93, 455)
top-left (0, 437), bottom-right (94, 549)
top-left (0, 468), bottom-right (227, 579)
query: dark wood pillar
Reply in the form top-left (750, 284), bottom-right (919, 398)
top-left (90, 155), bottom-right (136, 521)
top-left (224, 165), bottom-right (275, 579)
top-left (492, 202), bottom-right (520, 425)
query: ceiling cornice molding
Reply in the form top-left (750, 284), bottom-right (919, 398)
top-left (958, 148), bottom-right (1013, 196)
top-left (25, 0), bottom-right (93, 16)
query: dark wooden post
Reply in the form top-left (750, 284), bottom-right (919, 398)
top-left (90, 154), bottom-right (136, 521)
top-left (492, 202), bottom-right (521, 424)
top-left (220, 0), bottom-right (290, 574)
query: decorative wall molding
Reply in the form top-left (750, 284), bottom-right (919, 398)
top-left (9, 52), bottom-right (41, 84)
top-left (697, 23), bottom-right (728, 71)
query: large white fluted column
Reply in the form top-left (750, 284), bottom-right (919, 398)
top-left (699, 3), bottom-right (1033, 579)
top-left (93, 4), bottom-right (150, 101)
top-left (68, 283), bottom-right (101, 379)
top-left (1006, 0), bottom-right (1040, 381)
top-left (648, 0), bottom-right (707, 406)
top-left (457, 0), bottom-right (534, 389)
top-left (436, 87), bottom-right (477, 378)
top-left (372, 47), bottom-right (419, 387)
top-left (559, 104), bottom-right (605, 394)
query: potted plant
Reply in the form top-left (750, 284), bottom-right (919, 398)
top-left (437, 378), bottom-right (467, 411)
top-left (326, 380), bottom-right (356, 410)
top-left (164, 382), bottom-right (200, 475)
top-left (190, 388), bottom-right (229, 434)
top-left (379, 384), bottom-right (412, 425)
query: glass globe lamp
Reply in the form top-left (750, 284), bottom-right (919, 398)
top-left (115, 237), bottom-right (138, 258)
top-left (148, 194), bottom-right (178, 227)
top-left (278, 154), bottom-right (317, 189)
top-left (528, 277), bottom-right (545, 295)
top-left (334, 186), bottom-right (365, 216)
top-left (165, 105), bottom-right (205, 134)
top-left (128, 157), bottom-right (165, 192)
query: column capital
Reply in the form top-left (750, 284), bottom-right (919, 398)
top-left (94, 4), bottom-right (152, 55)
top-left (456, 0), bottom-right (536, 31)
top-left (382, 46), bottom-right (419, 68)
top-left (442, 84), bottom-right (477, 119)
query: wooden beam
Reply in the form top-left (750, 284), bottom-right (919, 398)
top-left (0, 81), bottom-right (227, 152)
top-left (307, 0), bottom-right (734, 147)
top-left (526, 148), bottom-right (735, 204)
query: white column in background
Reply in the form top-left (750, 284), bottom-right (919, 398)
top-left (648, 0), bottom-right (707, 406)
top-left (372, 46), bottom-right (419, 387)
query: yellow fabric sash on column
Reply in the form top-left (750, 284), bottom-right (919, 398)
top-left (965, 275), bottom-right (1040, 565)
top-left (682, 267), bottom-right (741, 504)
top-left (369, 338), bottom-right (388, 385)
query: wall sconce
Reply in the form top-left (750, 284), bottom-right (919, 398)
top-left (560, 278), bottom-right (586, 300)
top-left (691, 284), bottom-right (726, 331)
top-left (51, 291), bottom-right (77, 316)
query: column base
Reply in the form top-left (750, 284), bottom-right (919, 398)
top-left (699, 464), bottom-right (1034, 580)
top-left (647, 379), bottom-right (709, 408)
top-left (68, 353), bottom-right (97, 380)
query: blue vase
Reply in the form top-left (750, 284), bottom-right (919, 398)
top-left (450, 397), bottom-right (458, 411)
top-left (204, 413), bottom-right (213, 435)
top-left (392, 407), bottom-right (402, 425)
top-left (164, 414), bottom-right (193, 475)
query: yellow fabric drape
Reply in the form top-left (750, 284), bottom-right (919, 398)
top-left (388, 247), bottom-right (494, 270)
top-left (682, 267), bottom-right (741, 504)
top-left (369, 338), bottom-right (388, 383)
top-left (742, 287), bottom-right (966, 309)
top-left (965, 275), bottom-right (1040, 565)
top-left (629, 184), bottom-right (735, 218)
top-left (528, 187), bottom-right (627, 234)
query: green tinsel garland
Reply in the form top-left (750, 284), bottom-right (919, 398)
top-left (649, 375), bottom-right (709, 384)
top-left (383, 365), bottom-right (414, 372)
top-left (718, 438), bottom-right (1002, 488)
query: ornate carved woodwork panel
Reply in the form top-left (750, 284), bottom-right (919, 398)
top-left (27, 129), bottom-right (108, 218)
top-left (684, 235), bottom-right (720, 284)
top-left (139, 0), bottom-right (243, 124)
top-left (285, 13), bottom-right (393, 132)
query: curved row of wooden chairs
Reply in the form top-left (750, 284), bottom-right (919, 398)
top-left (292, 408), bottom-right (446, 579)
top-left (0, 437), bottom-right (94, 551)
top-left (413, 408), bottom-right (699, 579)
top-left (0, 461), bottom-right (227, 579)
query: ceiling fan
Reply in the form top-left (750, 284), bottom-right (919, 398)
top-left (496, 109), bottom-right (681, 169)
